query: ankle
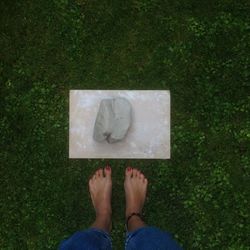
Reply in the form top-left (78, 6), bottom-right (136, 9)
top-left (92, 215), bottom-right (112, 233)
top-left (126, 215), bottom-right (145, 232)
top-left (126, 209), bottom-right (141, 218)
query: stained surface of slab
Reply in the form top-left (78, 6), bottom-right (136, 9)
top-left (69, 90), bottom-right (170, 159)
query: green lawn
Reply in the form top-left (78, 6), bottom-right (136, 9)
top-left (1, 0), bottom-right (250, 249)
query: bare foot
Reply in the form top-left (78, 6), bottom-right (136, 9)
top-left (124, 167), bottom-right (148, 231)
top-left (89, 166), bottom-right (112, 232)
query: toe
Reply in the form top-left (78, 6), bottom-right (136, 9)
top-left (88, 178), bottom-right (93, 186)
top-left (96, 168), bottom-right (103, 177)
top-left (104, 165), bottom-right (112, 179)
top-left (132, 168), bottom-right (139, 177)
top-left (90, 173), bottom-right (95, 181)
top-left (125, 167), bottom-right (132, 178)
top-left (94, 169), bottom-right (99, 176)
top-left (139, 172), bottom-right (144, 180)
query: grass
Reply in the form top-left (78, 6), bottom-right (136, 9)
top-left (1, 0), bottom-right (250, 249)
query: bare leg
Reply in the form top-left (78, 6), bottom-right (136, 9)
top-left (89, 167), bottom-right (112, 233)
top-left (124, 167), bottom-right (148, 232)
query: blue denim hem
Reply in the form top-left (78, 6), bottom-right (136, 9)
top-left (59, 227), bottom-right (182, 250)
top-left (125, 226), bottom-right (150, 249)
top-left (88, 227), bottom-right (112, 247)
top-left (59, 227), bottom-right (112, 250)
top-left (125, 226), bottom-right (183, 250)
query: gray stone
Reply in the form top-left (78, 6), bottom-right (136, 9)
top-left (93, 97), bottom-right (132, 143)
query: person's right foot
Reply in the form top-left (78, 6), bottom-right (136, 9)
top-left (89, 167), bottom-right (112, 217)
top-left (89, 166), bottom-right (112, 232)
top-left (124, 167), bottom-right (148, 218)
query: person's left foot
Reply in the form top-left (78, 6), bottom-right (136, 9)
top-left (89, 167), bottom-right (112, 232)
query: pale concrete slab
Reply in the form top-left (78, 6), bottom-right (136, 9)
top-left (69, 90), bottom-right (170, 159)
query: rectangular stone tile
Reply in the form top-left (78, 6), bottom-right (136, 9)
top-left (69, 90), bottom-right (170, 159)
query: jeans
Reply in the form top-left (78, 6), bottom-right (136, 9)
top-left (59, 226), bottom-right (183, 250)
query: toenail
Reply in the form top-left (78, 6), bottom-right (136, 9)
top-left (106, 166), bottom-right (111, 171)
top-left (127, 167), bottom-right (131, 171)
